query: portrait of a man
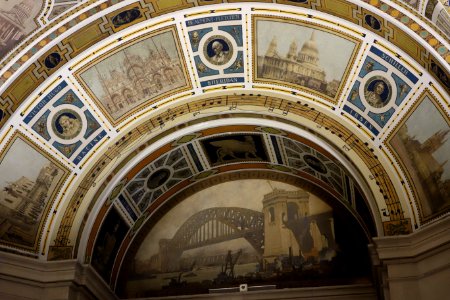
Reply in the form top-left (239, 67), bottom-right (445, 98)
top-left (364, 77), bottom-right (391, 108)
top-left (53, 111), bottom-right (82, 139)
top-left (205, 37), bottom-right (233, 65)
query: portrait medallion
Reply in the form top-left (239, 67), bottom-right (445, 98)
top-left (363, 76), bottom-right (392, 108)
top-left (51, 109), bottom-right (83, 140)
top-left (203, 35), bottom-right (234, 66)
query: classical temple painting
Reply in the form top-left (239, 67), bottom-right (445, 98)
top-left (78, 27), bottom-right (189, 123)
top-left (118, 180), bottom-right (371, 297)
top-left (0, 135), bottom-right (68, 251)
top-left (389, 95), bottom-right (450, 220)
top-left (0, 0), bottom-right (43, 58)
top-left (255, 18), bottom-right (358, 101)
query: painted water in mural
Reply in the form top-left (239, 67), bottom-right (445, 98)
top-left (0, 136), bottom-right (66, 250)
top-left (0, 0), bottom-right (43, 58)
top-left (389, 96), bottom-right (450, 220)
top-left (255, 19), bottom-right (357, 99)
top-left (119, 180), bottom-right (371, 297)
top-left (79, 28), bottom-right (188, 122)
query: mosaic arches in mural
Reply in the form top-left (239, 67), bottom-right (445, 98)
top-left (0, 133), bottom-right (68, 252)
top-left (92, 206), bottom-right (129, 282)
top-left (24, 81), bottom-right (106, 165)
top-left (344, 46), bottom-right (418, 136)
top-left (254, 17), bottom-right (360, 103)
top-left (116, 180), bottom-right (371, 298)
top-left (186, 14), bottom-right (245, 87)
top-left (388, 93), bottom-right (450, 222)
top-left (0, 0), bottom-right (44, 59)
top-left (77, 26), bottom-right (190, 125)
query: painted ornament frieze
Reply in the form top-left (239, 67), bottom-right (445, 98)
top-left (254, 17), bottom-right (360, 104)
top-left (186, 14), bottom-right (245, 87)
top-left (282, 137), bottom-right (346, 198)
top-left (344, 46), bottom-right (418, 136)
top-left (24, 81), bottom-right (107, 165)
top-left (121, 148), bottom-right (195, 214)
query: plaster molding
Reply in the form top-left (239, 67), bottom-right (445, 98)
top-left (373, 214), bottom-right (450, 260)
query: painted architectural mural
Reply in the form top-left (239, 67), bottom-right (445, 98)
top-left (389, 94), bottom-right (450, 221)
top-left (0, 0), bottom-right (43, 59)
top-left (78, 27), bottom-right (189, 124)
top-left (0, 134), bottom-right (68, 251)
top-left (118, 180), bottom-right (371, 298)
top-left (255, 17), bottom-right (358, 102)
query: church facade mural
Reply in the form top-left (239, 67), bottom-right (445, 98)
top-left (0, 0), bottom-right (43, 59)
top-left (388, 93), bottom-right (450, 222)
top-left (118, 180), bottom-right (371, 298)
top-left (0, 133), bottom-right (68, 251)
top-left (77, 26), bottom-right (190, 125)
top-left (254, 17), bottom-right (359, 103)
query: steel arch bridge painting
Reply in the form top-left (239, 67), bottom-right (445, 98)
top-left (116, 180), bottom-right (372, 298)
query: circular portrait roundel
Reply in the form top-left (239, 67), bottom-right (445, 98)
top-left (363, 76), bottom-right (392, 109)
top-left (203, 35), bottom-right (234, 66)
top-left (51, 109), bottom-right (83, 140)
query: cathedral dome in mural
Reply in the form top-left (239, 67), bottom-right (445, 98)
top-left (0, 1), bottom-right (448, 300)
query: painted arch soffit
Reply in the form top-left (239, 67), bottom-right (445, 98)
top-left (76, 110), bottom-right (401, 264)
top-left (0, 1), bottom-right (447, 260)
top-left (78, 117), bottom-right (383, 288)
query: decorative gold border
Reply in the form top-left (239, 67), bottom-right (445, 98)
top-left (252, 15), bottom-right (362, 105)
top-left (74, 25), bottom-right (192, 126)
top-left (386, 89), bottom-right (450, 224)
top-left (0, 131), bottom-right (70, 253)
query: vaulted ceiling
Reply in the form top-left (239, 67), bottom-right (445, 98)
top-left (0, 0), bottom-right (448, 296)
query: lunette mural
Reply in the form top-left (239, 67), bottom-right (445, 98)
top-left (116, 180), bottom-right (371, 298)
